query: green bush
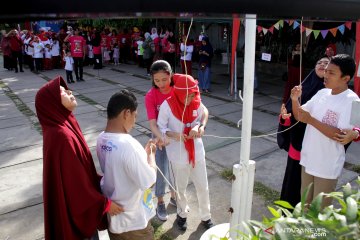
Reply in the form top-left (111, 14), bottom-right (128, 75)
top-left (215, 177), bottom-right (360, 240)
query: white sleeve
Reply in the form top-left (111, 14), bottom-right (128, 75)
top-left (187, 45), bottom-right (194, 53)
top-left (157, 101), bottom-right (172, 134)
top-left (302, 89), bottom-right (322, 113)
top-left (180, 43), bottom-right (185, 51)
top-left (126, 145), bottom-right (156, 191)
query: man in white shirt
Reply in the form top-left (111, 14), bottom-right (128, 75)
top-left (96, 89), bottom-right (157, 240)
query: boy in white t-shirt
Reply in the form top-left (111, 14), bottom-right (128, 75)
top-left (63, 50), bottom-right (75, 84)
top-left (96, 90), bottom-right (157, 240)
top-left (291, 54), bottom-right (360, 208)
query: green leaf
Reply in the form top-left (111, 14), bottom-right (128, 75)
top-left (268, 206), bottom-right (281, 218)
top-left (308, 193), bottom-right (324, 218)
top-left (301, 182), bottom-right (313, 216)
top-left (343, 183), bottom-right (352, 200)
top-left (292, 202), bottom-right (302, 218)
top-left (345, 197), bottom-right (358, 223)
top-left (333, 212), bottom-right (347, 226)
top-left (274, 200), bottom-right (294, 210)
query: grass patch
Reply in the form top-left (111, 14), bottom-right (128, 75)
top-left (253, 181), bottom-right (280, 205)
top-left (220, 168), bottom-right (234, 181)
top-left (219, 168), bottom-right (280, 205)
top-left (151, 219), bottom-right (172, 240)
top-left (351, 164), bottom-right (360, 174)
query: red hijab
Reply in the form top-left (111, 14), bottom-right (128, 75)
top-left (167, 74), bottom-right (201, 167)
top-left (35, 76), bottom-right (107, 239)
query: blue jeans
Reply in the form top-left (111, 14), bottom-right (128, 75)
top-left (155, 147), bottom-right (172, 197)
top-left (198, 67), bottom-right (211, 90)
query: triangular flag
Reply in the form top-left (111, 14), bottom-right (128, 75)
top-left (288, 20), bottom-right (294, 26)
top-left (257, 26), bottom-right (263, 33)
top-left (279, 20), bottom-right (284, 28)
top-left (305, 28), bottom-right (312, 37)
top-left (329, 27), bottom-right (338, 37)
top-left (338, 24), bottom-right (345, 35)
top-left (313, 30), bottom-right (320, 39)
top-left (345, 21), bottom-right (352, 30)
top-left (293, 21), bottom-right (300, 29)
top-left (269, 26), bottom-right (274, 34)
top-left (321, 30), bottom-right (328, 39)
top-left (274, 22), bottom-right (280, 30)
top-left (301, 25), bottom-right (306, 33)
top-left (263, 28), bottom-right (268, 35)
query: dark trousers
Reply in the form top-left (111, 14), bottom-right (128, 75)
top-left (66, 70), bottom-right (74, 83)
top-left (143, 58), bottom-right (152, 74)
top-left (12, 51), bottom-right (23, 72)
top-left (34, 58), bottom-right (43, 72)
top-left (73, 57), bottom-right (84, 80)
top-left (93, 54), bottom-right (102, 69)
top-left (280, 156), bottom-right (302, 208)
top-left (25, 55), bottom-right (34, 71)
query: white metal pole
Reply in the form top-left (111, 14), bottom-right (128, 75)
top-left (240, 14), bottom-right (256, 165)
top-left (229, 14), bottom-right (257, 239)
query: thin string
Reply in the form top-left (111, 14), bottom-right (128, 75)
top-left (150, 143), bottom-right (179, 195)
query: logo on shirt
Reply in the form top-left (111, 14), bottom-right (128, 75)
top-left (142, 188), bottom-right (154, 212)
top-left (100, 141), bottom-right (118, 152)
top-left (322, 109), bottom-right (339, 127)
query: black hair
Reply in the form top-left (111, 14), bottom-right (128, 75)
top-left (107, 89), bottom-right (138, 120)
top-left (330, 54), bottom-right (356, 79)
top-left (150, 60), bottom-right (174, 88)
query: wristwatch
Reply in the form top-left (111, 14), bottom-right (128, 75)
top-left (199, 123), bottom-right (206, 130)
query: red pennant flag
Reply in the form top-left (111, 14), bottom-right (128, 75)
top-left (269, 26), bottom-right (274, 34)
top-left (301, 25), bottom-right (306, 33)
top-left (345, 21), bottom-right (352, 30)
top-left (354, 22), bottom-right (360, 96)
top-left (230, 18), bottom-right (241, 96)
top-left (257, 26), bottom-right (262, 33)
top-left (329, 27), bottom-right (338, 37)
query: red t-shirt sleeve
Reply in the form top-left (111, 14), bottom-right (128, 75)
top-left (145, 89), bottom-right (157, 120)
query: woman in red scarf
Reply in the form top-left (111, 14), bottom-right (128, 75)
top-left (35, 76), bottom-right (123, 240)
top-left (157, 74), bottom-right (213, 231)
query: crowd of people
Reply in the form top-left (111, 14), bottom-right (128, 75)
top-left (1, 26), bottom-right (214, 92)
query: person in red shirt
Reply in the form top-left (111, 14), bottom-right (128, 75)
top-left (64, 28), bottom-right (86, 81)
top-left (9, 29), bottom-right (24, 73)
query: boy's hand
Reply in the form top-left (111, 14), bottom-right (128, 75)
top-left (280, 103), bottom-right (291, 119)
top-left (334, 129), bottom-right (358, 145)
top-left (108, 201), bottom-right (124, 216)
top-left (145, 139), bottom-right (157, 156)
top-left (290, 85), bottom-right (302, 100)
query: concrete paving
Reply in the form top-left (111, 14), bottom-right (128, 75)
top-left (0, 57), bottom-right (359, 240)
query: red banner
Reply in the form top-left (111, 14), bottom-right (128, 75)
top-left (354, 22), bottom-right (360, 96)
top-left (230, 18), bottom-right (241, 96)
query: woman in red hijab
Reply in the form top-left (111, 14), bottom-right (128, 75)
top-left (35, 76), bottom-right (123, 240)
top-left (157, 74), bottom-right (213, 231)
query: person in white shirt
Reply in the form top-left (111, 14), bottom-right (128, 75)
top-left (63, 50), bottom-right (75, 84)
top-left (29, 36), bottom-right (44, 72)
top-left (291, 54), bottom-right (360, 208)
top-left (157, 74), bottom-right (213, 231)
top-left (97, 89), bottom-right (157, 240)
top-left (180, 35), bottom-right (194, 76)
